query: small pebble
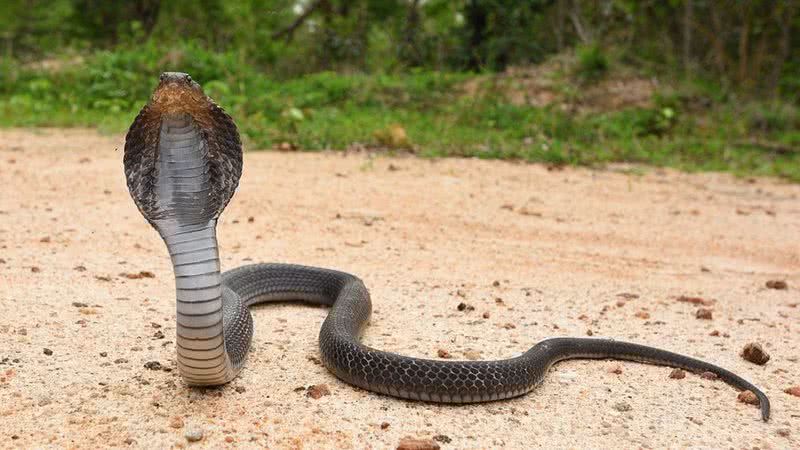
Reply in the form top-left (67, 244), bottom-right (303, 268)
top-left (558, 372), bottom-right (577, 384)
top-left (695, 308), bottom-right (713, 320)
top-left (482, 311), bottom-right (490, 319)
top-left (613, 401), bottom-right (632, 412)
top-left (737, 390), bottom-right (760, 405)
top-left (121, 271), bottom-right (155, 279)
top-left (669, 369), bottom-right (686, 379)
top-left (456, 302), bottom-right (474, 312)
top-left (607, 365), bottom-right (623, 375)
top-left (380, 422), bottom-right (390, 430)
top-left (184, 428), bottom-right (204, 442)
top-left (307, 384), bottom-right (330, 399)
top-left (783, 386), bottom-right (800, 397)
top-left (224, 436), bottom-right (234, 443)
top-left (396, 437), bottom-right (440, 450)
top-left (676, 296), bottom-right (713, 306)
top-left (741, 343), bottom-right (770, 365)
top-left (71, 302), bottom-right (88, 308)
top-left (634, 310), bottom-right (650, 319)
top-left (43, 348), bottom-right (53, 356)
top-left (437, 349), bottom-right (452, 359)
top-left (170, 416), bottom-right (184, 429)
top-left (766, 280), bottom-right (788, 290)
top-left (234, 386), bottom-right (246, 393)
top-left (114, 358), bottom-right (129, 364)
top-left (433, 435), bottom-right (452, 444)
top-left (144, 361), bottom-right (163, 370)
top-left (463, 350), bottom-right (481, 360)
top-left (709, 330), bottom-right (720, 336)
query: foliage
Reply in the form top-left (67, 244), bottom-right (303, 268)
top-left (0, 1), bottom-right (797, 181)
top-left (575, 44), bottom-right (608, 82)
top-left (1, 1), bottom-right (798, 99)
top-left (1, 45), bottom-right (797, 182)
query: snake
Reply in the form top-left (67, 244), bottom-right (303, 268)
top-left (123, 72), bottom-right (770, 421)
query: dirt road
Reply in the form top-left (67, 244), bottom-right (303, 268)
top-left (1, 128), bottom-right (798, 448)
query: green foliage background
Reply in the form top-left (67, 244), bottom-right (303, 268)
top-left (0, 0), bottom-right (798, 180)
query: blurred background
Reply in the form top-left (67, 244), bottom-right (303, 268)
top-left (0, 0), bottom-right (797, 180)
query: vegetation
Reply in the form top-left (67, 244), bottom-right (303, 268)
top-left (1, 1), bottom-right (798, 181)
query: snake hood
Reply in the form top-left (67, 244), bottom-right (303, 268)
top-left (123, 72), bottom-right (243, 227)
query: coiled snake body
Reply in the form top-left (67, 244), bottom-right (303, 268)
top-left (123, 73), bottom-right (770, 420)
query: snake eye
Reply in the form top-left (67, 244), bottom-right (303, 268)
top-left (186, 75), bottom-right (192, 82)
top-left (159, 73), bottom-right (166, 81)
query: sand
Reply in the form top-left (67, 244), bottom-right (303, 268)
top-left (0, 128), bottom-right (798, 449)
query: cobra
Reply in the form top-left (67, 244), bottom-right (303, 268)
top-left (123, 72), bottom-right (770, 421)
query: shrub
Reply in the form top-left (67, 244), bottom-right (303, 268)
top-left (575, 44), bottom-right (609, 82)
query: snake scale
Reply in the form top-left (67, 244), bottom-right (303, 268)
top-left (123, 72), bottom-right (770, 421)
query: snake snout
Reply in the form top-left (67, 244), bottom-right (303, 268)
top-left (151, 72), bottom-right (204, 113)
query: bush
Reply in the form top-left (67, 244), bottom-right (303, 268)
top-left (575, 44), bottom-right (609, 82)
top-left (0, 41), bottom-right (797, 182)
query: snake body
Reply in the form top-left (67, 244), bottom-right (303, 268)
top-left (123, 72), bottom-right (770, 420)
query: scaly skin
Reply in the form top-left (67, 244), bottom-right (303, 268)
top-left (123, 72), bottom-right (770, 421)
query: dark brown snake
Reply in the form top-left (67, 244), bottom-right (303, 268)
top-left (122, 72), bottom-right (770, 421)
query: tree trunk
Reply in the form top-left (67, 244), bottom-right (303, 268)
top-left (766, 1), bottom-right (795, 96)
top-left (465, 0), bottom-right (488, 70)
top-left (556, 0), bottom-right (565, 51)
top-left (683, 0), bottom-right (693, 72)
top-left (134, 0), bottom-right (161, 38)
top-left (401, 0), bottom-right (423, 67)
top-left (568, 0), bottom-right (591, 44)
top-left (708, 4), bottom-right (728, 76)
top-left (737, 6), bottom-right (751, 89)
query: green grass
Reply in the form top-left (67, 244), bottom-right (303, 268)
top-left (1, 43), bottom-right (798, 182)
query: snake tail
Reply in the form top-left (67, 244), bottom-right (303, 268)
top-left (532, 338), bottom-right (770, 421)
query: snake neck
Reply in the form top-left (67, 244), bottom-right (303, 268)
top-left (153, 113), bottom-right (234, 384)
top-left (160, 221), bottom-right (233, 384)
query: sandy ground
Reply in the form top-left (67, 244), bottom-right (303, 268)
top-left (0, 128), bottom-right (799, 449)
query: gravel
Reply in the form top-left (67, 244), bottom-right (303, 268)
top-left (740, 343), bottom-right (770, 365)
top-left (184, 428), bottom-right (204, 442)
